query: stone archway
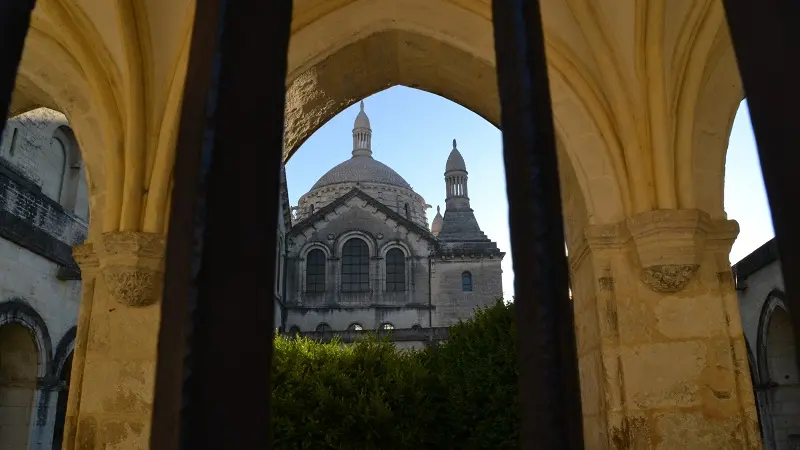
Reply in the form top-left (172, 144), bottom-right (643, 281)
top-left (756, 292), bottom-right (800, 448)
top-left (6, 0), bottom-right (762, 447)
top-left (50, 353), bottom-right (72, 450)
top-left (0, 323), bottom-right (40, 450)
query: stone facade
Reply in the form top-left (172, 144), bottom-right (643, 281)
top-left (280, 104), bottom-right (504, 334)
top-left (13, 1), bottom-right (768, 447)
top-left (0, 108), bottom-right (89, 450)
top-left (734, 238), bottom-right (800, 450)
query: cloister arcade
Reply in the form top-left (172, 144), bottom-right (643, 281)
top-left (1, 0), bottom-right (774, 448)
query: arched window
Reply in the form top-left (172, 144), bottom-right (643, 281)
top-left (347, 323), bottom-right (363, 331)
top-left (404, 203), bottom-right (411, 219)
top-left (305, 249), bottom-right (326, 293)
top-left (51, 126), bottom-right (85, 216)
top-left (411, 324), bottom-right (421, 331)
top-left (8, 128), bottom-right (18, 156)
top-left (315, 323), bottom-right (332, 332)
top-left (462, 271), bottom-right (473, 292)
top-left (385, 248), bottom-right (406, 292)
top-left (341, 238), bottom-right (370, 292)
top-left (288, 326), bottom-right (301, 336)
top-left (379, 323), bottom-right (395, 330)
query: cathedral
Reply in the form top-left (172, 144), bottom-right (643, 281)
top-left (275, 102), bottom-right (505, 337)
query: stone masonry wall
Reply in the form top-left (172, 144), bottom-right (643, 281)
top-left (0, 108), bottom-right (88, 450)
top-left (431, 258), bottom-right (502, 326)
top-left (297, 181), bottom-right (430, 228)
top-left (286, 194), bottom-right (435, 331)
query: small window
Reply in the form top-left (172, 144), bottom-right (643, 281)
top-left (379, 323), bottom-right (395, 330)
top-left (309, 204), bottom-right (315, 215)
top-left (385, 248), bottom-right (406, 292)
top-left (315, 323), bottom-right (332, 332)
top-left (288, 326), bottom-right (301, 336)
top-left (347, 323), bottom-right (363, 331)
top-left (404, 203), bottom-right (411, 219)
top-left (411, 324), bottom-right (421, 331)
top-left (305, 249), bottom-right (326, 293)
top-left (342, 238), bottom-right (370, 292)
top-left (462, 271), bottom-right (473, 292)
top-left (9, 128), bottom-right (18, 156)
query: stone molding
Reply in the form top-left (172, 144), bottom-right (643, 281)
top-left (96, 231), bottom-right (166, 307)
top-left (72, 242), bottom-right (99, 275)
top-left (570, 210), bottom-right (739, 293)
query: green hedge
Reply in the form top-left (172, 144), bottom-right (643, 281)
top-left (271, 300), bottom-right (517, 449)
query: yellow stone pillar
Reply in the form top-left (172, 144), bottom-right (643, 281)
top-left (63, 232), bottom-right (166, 449)
top-left (570, 210), bottom-right (761, 448)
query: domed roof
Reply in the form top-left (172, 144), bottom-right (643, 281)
top-left (445, 139), bottom-right (467, 172)
top-left (354, 101), bottom-right (370, 129)
top-left (310, 100), bottom-right (413, 191)
top-left (311, 156), bottom-right (413, 190)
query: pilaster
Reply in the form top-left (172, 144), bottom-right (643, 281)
top-left (63, 232), bottom-right (166, 450)
top-left (569, 210), bottom-right (761, 449)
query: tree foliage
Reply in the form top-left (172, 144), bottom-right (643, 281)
top-left (271, 300), bottom-right (517, 449)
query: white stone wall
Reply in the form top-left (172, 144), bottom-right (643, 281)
top-left (0, 108), bottom-right (87, 450)
top-left (0, 244), bottom-right (80, 450)
top-left (431, 258), bottom-right (503, 326)
top-left (297, 182), bottom-right (430, 228)
top-left (1, 108), bottom-right (89, 222)
top-left (736, 251), bottom-right (800, 449)
top-left (286, 307), bottom-right (430, 332)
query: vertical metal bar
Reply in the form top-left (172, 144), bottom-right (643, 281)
top-left (722, 0), bottom-right (800, 372)
top-left (152, 1), bottom-right (292, 449)
top-left (150, 0), bottom-right (223, 447)
top-left (491, 0), bottom-right (585, 448)
top-left (0, 0), bottom-right (36, 135)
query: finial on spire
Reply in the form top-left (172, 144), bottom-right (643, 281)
top-left (352, 100), bottom-right (372, 157)
top-left (453, 139), bottom-right (457, 149)
top-left (437, 205), bottom-right (441, 214)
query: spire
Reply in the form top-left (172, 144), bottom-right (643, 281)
top-left (437, 140), bottom-right (494, 245)
top-left (444, 138), bottom-right (469, 211)
top-left (431, 205), bottom-right (444, 237)
top-left (445, 138), bottom-right (467, 173)
top-left (352, 101), bottom-right (372, 157)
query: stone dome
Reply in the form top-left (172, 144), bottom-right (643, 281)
top-left (311, 156), bottom-right (413, 190)
top-left (310, 101), bottom-right (413, 191)
top-left (445, 139), bottom-right (467, 172)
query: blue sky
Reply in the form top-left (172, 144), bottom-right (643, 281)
top-left (286, 87), bottom-right (772, 300)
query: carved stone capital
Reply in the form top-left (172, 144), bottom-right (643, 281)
top-left (580, 210), bottom-right (738, 294)
top-left (640, 264), bottom-right (700, 293)
top-left (72, 243), bottom-right (99, 276)
top-left (628, 210), bottom-right (734, 293)
top-left (97, 232), bottom-right (166, 307)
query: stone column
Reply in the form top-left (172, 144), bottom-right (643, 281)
top-left (569, 210), bottom-right (761, 448)
top-left (64, 232), bottom-right (165, 449)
